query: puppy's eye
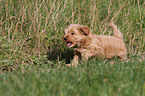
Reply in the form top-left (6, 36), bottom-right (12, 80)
top-left (71, 33), bottom-right (75, 35)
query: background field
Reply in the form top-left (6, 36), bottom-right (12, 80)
top-left (0, 0), bottom-right (145, 96)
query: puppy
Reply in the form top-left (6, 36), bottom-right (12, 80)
top-left (63, 20), bottom-right (127, 66)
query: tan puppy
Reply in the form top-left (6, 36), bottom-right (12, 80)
top-left (63, 20), bottom-right (127, 66)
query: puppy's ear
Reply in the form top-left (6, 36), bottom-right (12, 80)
top-left (79, 25), bottom-right (90, 35)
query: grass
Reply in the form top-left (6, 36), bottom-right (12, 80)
top-left (0, 0), bottom-right (145, 95)
top-left (0, 58), bottom-right (145, 96)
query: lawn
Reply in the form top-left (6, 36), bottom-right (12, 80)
top-left (0, 58), bottom-right (145, 96)
top-left (0, 0), bottom-right (145, 96)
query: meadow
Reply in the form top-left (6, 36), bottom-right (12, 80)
top-left (0, 0), bottom-right (145, 95)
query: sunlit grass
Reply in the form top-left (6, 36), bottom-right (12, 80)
top-left (0, 58), bottom-right (145, 96)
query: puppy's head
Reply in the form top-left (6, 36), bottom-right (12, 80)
top-left (63, 24), bottom-right (90, 48)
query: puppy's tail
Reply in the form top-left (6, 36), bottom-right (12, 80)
top-left (109, 20), bottom-right (123, 39)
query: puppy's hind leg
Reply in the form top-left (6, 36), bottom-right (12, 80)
top-left (117, 50), bottom-right (127, 60)
top-left (109, 20), bottom-right (123, 39)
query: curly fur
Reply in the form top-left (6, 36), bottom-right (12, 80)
top-left (63, 20), bottom-right (127, 66)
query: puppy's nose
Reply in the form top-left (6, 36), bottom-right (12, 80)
top-left (64, 37), bottom-right (67, 41)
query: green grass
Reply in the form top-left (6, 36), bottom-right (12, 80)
top-left (0, 0), bottom-right (145, 95)
top-left (0, 58), bottom-right (145, 96)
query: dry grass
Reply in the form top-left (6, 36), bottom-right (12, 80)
top-left (0, 0), bottom-right (144, 69)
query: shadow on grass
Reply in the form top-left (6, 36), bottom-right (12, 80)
top-left (47, 44), bottom-right (74, 64)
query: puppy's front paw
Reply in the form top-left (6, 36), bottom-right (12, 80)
top-left (66, 64), bottom-right (71, 67)
top-left (66, 63), bottom-right (77, 67)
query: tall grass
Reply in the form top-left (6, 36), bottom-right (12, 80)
top-left (0, 0), bottom-right (144, 69)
